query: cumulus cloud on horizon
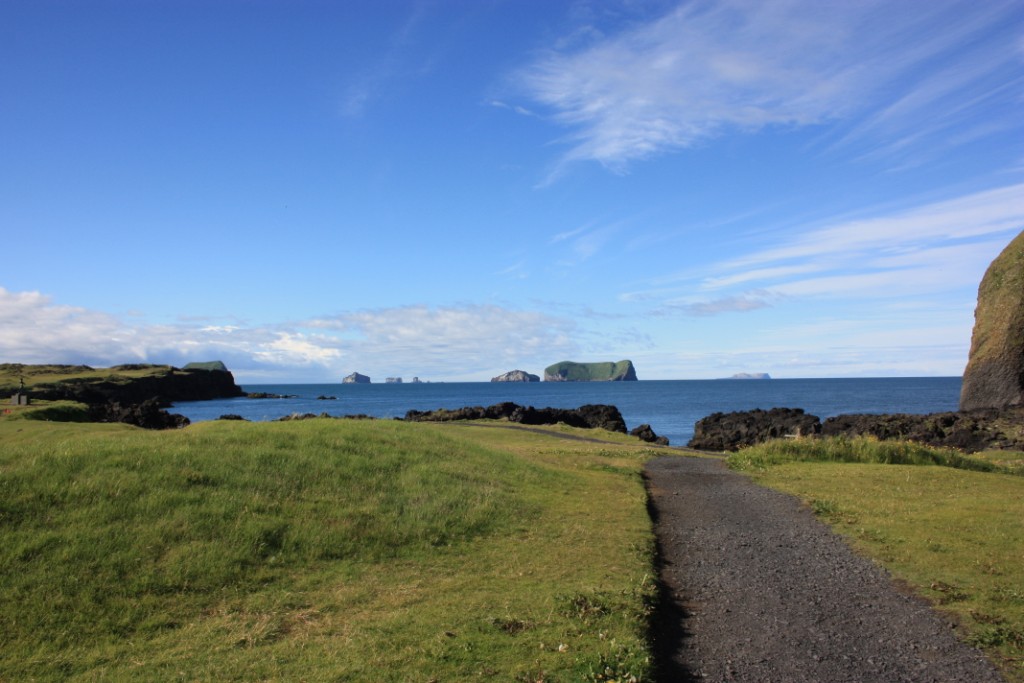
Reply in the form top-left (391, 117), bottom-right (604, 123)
top-left (0, 290), bottom-right (579, 382)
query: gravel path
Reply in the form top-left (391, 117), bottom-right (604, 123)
top-left (645, 455), bottom-right (1005, 682)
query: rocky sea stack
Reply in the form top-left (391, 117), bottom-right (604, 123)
top-left (491, 370), bottom-right (540, 382)
top-left (343, 372), bottom-right (371, 384)
top-left (960, 230), bottom-right (1024, 411)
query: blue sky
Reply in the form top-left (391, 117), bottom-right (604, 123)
top-left (2, 0), bottom-right (1022, 382)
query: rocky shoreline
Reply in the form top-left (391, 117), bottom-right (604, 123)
top-left (688, 406), bottom-right (1024, 453)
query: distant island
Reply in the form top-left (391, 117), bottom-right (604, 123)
top-left (721, 373), bottom-right (772, 380)
top-left (491, 370), bottom-right (540, 382)
top-left (343, 372), bottom-right (371, 384)
top-left (544, 360), bottom-right (637, 382)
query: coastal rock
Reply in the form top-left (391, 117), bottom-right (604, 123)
top-left (544, 360), bottom-right (638, 382)
top-left (723, 372), bottom-right (771, 380)
top-left (386, 377), bottom-right (403, 384)
top-left (822, 409), bottom-right (1024, 453)
top-left (960, 230), bottom-right (1024, 411)
top-left (687, 405), bottom-right (1024, 453)
top-left (631, 423), bottom-right (670, 445)
top-left (404, 402), bottom-right (628, 433)
top-left (491, 370), bottom-right (540, 383)
top-left (88, 398), bottom-right (190, 430)
top-left (343, 372), bottom-right (371, 384)
top-left (688, 408), bottom-right (821, 451)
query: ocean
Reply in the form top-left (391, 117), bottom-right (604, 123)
top-left (171, 377), bottom-right (963, 447)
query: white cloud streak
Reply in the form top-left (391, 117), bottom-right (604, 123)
top-left (635, 183), bottom-right (1024, 315)
top-left (517, 0), bottom-right (1023, 173)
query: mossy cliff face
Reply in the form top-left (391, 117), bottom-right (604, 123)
top-left (543, 360), bottom-right (637, 382)
top-left (960, 230), bottom-right (1024, 411)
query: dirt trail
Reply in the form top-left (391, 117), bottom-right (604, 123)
top-left (645, 455), bottom-right (1004, 682)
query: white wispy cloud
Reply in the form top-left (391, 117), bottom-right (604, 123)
top-left (339, 4), bottom-right (432, 118)
top-left (632, 183), bottom-right (1024, 315)
top-left (516, 0), bottom-right (1023, 173)
top-left (549, 221), bottom-right (622, 264)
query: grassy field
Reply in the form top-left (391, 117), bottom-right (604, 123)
top-left (729, 437), bottom-right (1024, 681)
top-left (0, 411), bottom-right (660, 682)
top-left (0, 363), bottom-right (177, 392)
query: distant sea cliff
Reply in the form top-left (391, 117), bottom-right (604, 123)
top-left (543, 360), bottom-right (637, 382)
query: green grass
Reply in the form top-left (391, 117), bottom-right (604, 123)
top-left (730, 437), bottom-right (1024, 680)
top-left (0, 416), bottom-right (658, 681)
top-left (0, 363), bottom-right (181, 398)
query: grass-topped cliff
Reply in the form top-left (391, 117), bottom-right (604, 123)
top-left (544, 360), bottom-right (638, 382)
top-left (961, 230), bottom-right (1024, 410)
top-left (0, 362), bottom-right (244, 405)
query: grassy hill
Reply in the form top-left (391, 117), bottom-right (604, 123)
top-left (0, 413), bottom-right (659, 681)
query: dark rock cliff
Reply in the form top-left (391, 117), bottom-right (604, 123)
top-left (404, 402), bottom-right (628, 433)
top-left (26, 366), bottom-right (244, 406)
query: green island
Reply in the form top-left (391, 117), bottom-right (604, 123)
top-left (544, 360), bottom-right (638, 382)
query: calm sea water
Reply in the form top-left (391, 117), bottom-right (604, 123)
top-left (172, 377), bottom-right (962, 446)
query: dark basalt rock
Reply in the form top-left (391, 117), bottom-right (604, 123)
top-left (88, 399), bottom-right (190, 430)
top-left (688, 408), bottom-right (821, 451)
top-left (688, 406), bottom-right (1024, 453)
top-left (404, 402), bottom-right (628, 433)
top-left (822, 408), bottom-right (1024, 453)
top-left (631, 423), bottom-right (670, 445)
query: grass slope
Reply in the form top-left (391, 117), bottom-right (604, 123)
top-left (730, 437), bottom-right (1024, 681)
top-left (0, 417), bottom-right (659, 682)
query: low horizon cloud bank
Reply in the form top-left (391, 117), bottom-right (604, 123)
top-left (0, 291), bottom-right (582, 383)
top-left (1, 283), bottom-right (976, 381)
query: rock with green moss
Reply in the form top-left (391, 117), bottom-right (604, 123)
top-left (960, 230), bottom-right (1024, 411)
top-left (543, 360), bottom-right (637, 382)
